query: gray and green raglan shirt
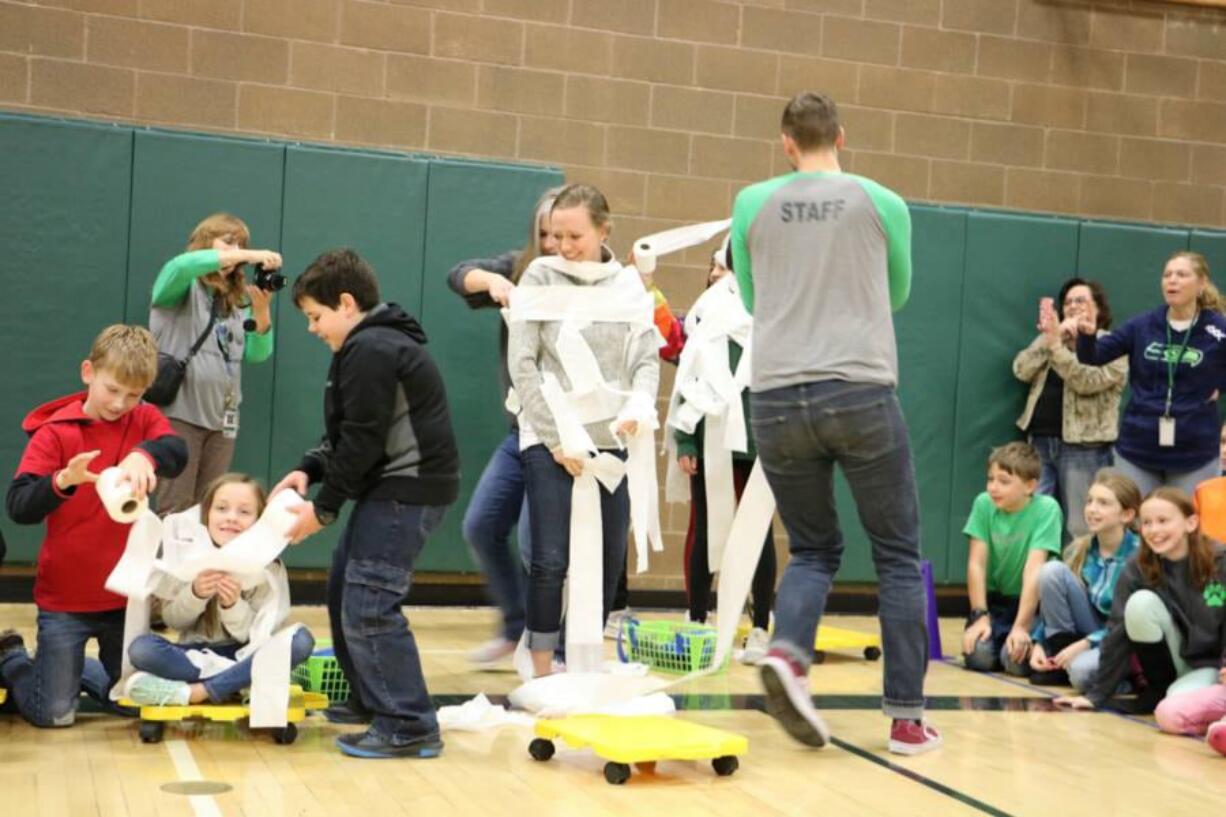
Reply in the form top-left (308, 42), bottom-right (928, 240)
top-left (730, 171), bottom-right (912, 392)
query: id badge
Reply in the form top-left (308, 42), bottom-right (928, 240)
top-left (222, 408), bottom-right (239, 440)
top-left (1158, 416), bottom-right (1176, 447)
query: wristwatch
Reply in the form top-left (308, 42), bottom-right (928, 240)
top-left (314, 507), bottom-right (338, 527)
top-left (965, 608), bottom-right (989, 627)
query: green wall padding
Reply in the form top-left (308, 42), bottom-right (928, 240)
top-left (0, 118), bottom-right (134, 562)
top-left (416, 159), bottom-right (564, 571)
top-left (947, 212), bottom-right (1081, 583)
top-left (269, 146), bottom-right (430, 569)
top-left (1076, 222), bottom-right (1189, 324)
top-left (5, 111), bottom-right (1226, 587)
top-left (1190, 232), bottom-right (1226, 286)
top-left (827, 205), bottom-right (967, 582)
top-left (898, 206), bottom-right (968, 581)
top-left (125, 131), bottom-right (286, 487)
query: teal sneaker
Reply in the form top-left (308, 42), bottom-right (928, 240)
top-left (124, 672), bottom-right (191, 707)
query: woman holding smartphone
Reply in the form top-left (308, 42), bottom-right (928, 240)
top-left (1012, 279), bottom-right (1127, 538)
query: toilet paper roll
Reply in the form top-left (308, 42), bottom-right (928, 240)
top-left (96, 467), bottom-right (149, 523)
top-left (632, 218), bottom-right (731, 275)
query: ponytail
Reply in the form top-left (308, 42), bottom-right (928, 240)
top-left (1168, 251), bottom-right (1221, 313)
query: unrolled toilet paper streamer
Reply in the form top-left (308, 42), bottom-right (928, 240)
top-left (664, 274), bottom-right (754, 570)
top-left (632, 218), bottom-right (732, 275)
top-left (105, 490), bottom-right (307, 728)
top-left (96, 467), bottom-right (150, 523)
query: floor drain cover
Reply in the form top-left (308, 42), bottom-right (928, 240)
top-left (160, 781), bottom-right (233, 796)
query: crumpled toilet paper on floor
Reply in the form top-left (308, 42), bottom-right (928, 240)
top-left (437, 694), bottom-right (534, 733)
top-left (508, 672), bottom-right (676, 719)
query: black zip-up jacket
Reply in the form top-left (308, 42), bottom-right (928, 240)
top-left (298, 303), bottom-right (460, 514)
top-left (446, 250), bottom-right (518, 430)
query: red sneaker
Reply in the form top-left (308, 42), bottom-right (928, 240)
top-left (888, 719), bottom-right (943, 756)
top-left (1207, 719), bottom-right (1226, 757)
top-left (758, 649), bottom-right (829, 748)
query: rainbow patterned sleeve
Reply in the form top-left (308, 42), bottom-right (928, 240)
top-left (650, 285), bottom-right (685, 364)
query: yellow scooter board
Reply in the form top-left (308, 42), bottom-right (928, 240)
top-left (529, 715), bottom-right (748, 785)
top-left (737, 623), bottom-right (882, 662)
top-left (119, 685), bottom-right (328, 745)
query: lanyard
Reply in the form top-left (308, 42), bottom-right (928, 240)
top-left (213, 312), bottom-right (240, 407)
top-left (1164, 312), bottom-right (1198, 417)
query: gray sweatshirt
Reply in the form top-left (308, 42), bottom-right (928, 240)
top-left (507, 256), bottom-right (660, 451)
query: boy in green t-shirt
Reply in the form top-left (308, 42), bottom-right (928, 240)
top-left (962, 442), bottom-right (1063, 675)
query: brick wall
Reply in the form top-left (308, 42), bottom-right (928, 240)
top-left (2, 0), bottom-right (1226, 587)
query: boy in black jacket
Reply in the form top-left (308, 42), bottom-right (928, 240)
top-left (275, 248), bottom-right (459, 759)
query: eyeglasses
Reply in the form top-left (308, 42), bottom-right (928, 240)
top-left (1063, 296), bottom-right (1092, 306)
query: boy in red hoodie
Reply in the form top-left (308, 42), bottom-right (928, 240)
top-left (0, 325), bottom-right (187, 727)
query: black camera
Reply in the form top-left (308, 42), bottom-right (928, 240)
top-left (252, 264), bottom-right (287, 293)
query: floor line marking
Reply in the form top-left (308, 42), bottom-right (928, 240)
top-left (164, 740), bottom-right (223, 817)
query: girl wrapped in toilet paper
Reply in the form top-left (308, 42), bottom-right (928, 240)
top-left (117, 473), bottom-right (314, 717)
top-left (506, 183), bottom-right (661, 679)
top-left (665, 245), bottom-right (777, 665)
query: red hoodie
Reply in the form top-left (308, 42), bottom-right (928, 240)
top-left (10, 392), bottom-right (180, 612)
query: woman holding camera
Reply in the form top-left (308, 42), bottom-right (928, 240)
top-left (148, 212), bottom-right (281, 515)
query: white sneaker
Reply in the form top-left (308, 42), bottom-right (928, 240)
top-left (125, 671), bottom-right (190, 707)
top-left (467, 637), bottom-right (517, 669)
top-left (740, 627), bottom-right (770, 665)
top-left (604, 608), bottom-right (632, 640)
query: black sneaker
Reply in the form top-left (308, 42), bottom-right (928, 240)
top-left (324, 699), bottom-right (373, 725)
top-left (0, 629), bottom-right (25, 658)
top-left (335, 729), bottom-right (443, 759)
top-left (1029, 668), bottom-right (1070, 686)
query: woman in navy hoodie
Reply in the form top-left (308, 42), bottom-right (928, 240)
top-left (1075, 252), bottom-right (1226, 496)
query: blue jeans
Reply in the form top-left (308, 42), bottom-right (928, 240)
top-left (1038, 561), bottom-right (1103, 639)
top-left (1112, 451), bottom-right (1220, 499)
top-left (750, 381), bottom-right (928, 720)
top-left (0, 609), bottom-right (123, 727)
top-left (963, 595), bottom-right (1029, 676)
top-left (128, 629), bottom-right (315, 703)
top-left (1036, 560), bottom-right (1111, 690)
top-left (462, 430), bottom-right (531, 642)
top-left (327, 498), bottom-right (448, 741)
top-left (1030, 435), bottom-right (1113, 539)
top-left (521, 444), bottom-right (629, 652)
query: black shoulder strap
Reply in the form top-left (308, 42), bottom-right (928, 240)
top-left (185, 295), bottom-right (220, 361)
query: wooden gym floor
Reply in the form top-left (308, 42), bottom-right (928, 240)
top-left (1, 603), bottom-right (1222, 817)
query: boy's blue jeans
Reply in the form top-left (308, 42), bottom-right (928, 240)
top-left (327, 498), bottom-right (447, 742)
top-left (462, 429), bottom-right (531, 643)
top-left (0, 609), bottom-right (123, 727)
top-left (962, 595), bottom-right (1029, 676)
top-left (750, 381), bottom-right (929, 721)
top-left (128, 629), bottom-right (316, 703)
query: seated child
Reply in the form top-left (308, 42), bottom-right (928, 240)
top-left (1029, 469), bottom-right (1140, 688)
top-left (1056, 487), bottom-right (1226, 732)
top-left (962, 442), bottom-right (1062, 675)
top-left (0, 325), bottom-right (187, 726)
top-left (124, 473), bottom-right (314, 705)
